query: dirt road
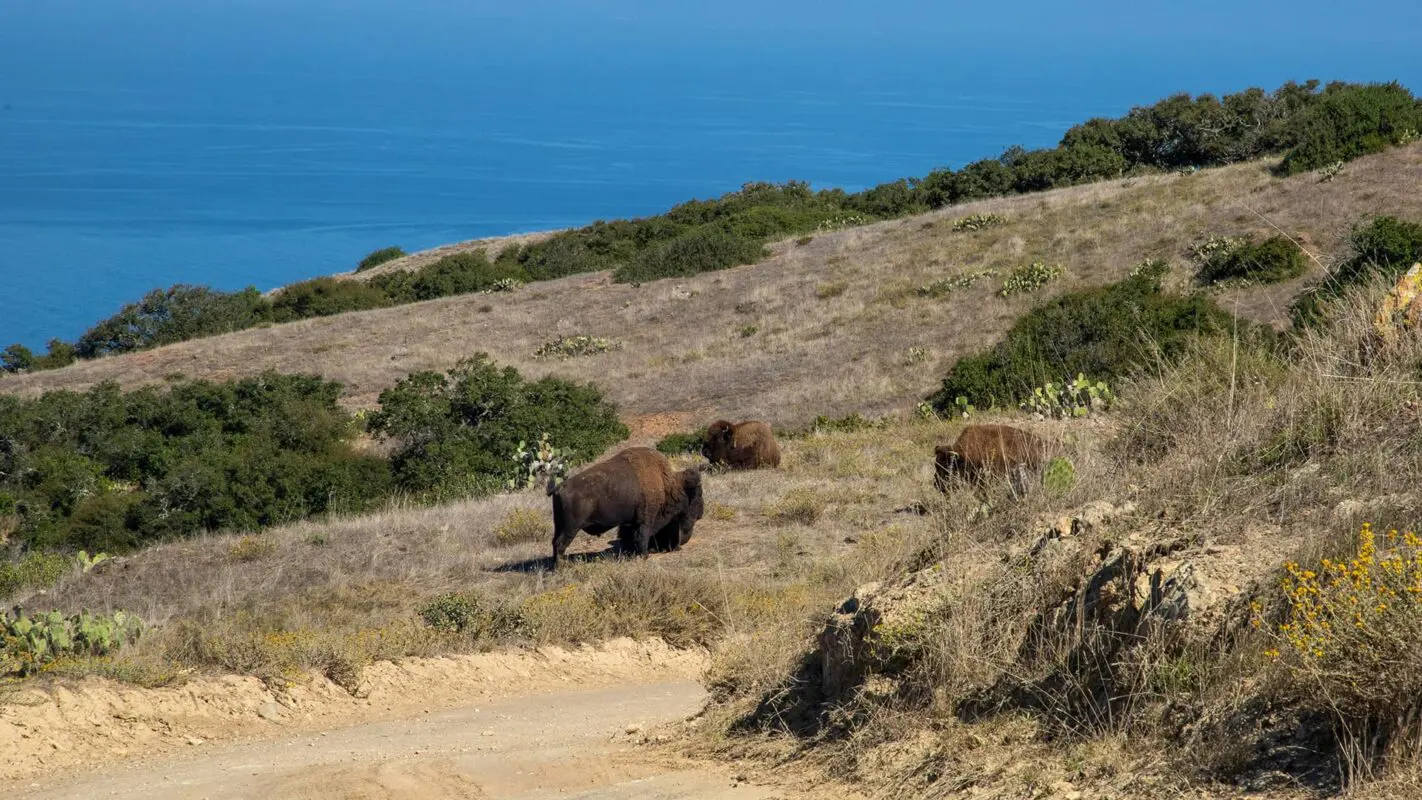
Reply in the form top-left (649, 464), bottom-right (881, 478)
top-left (1, 642), bottom-right (816, 800)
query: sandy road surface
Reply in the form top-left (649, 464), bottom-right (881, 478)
top-left (5, 679), bottom-right (797, 800)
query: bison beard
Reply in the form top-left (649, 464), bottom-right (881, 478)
top-left (549, 447), bottom-right (703, 566)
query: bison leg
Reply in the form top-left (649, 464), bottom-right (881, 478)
top-left (633, 522), bottom-right (654, 558)
top-left (550, 496), bottom-right (579, 566)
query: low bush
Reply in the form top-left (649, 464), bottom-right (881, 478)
top-left (355, 246), bottom-right (406, 272)
top-left (656, 431), bottom-right (706, 456)
top-left (75, 285), bottom-right (270, 359)
top-left (1193, 235), bottom-right (1308, 285)
top-left (372, 251), bottom-right (527, 303)
top-left (269, 277), bottom-right (392, 322)
top-left (1262, 522), bottom-right (1422, 730)
top-left (0, 552), bottom-right (72, 598)
top-left (763, 488), bottom-right (823, 526)
top-left (369, 355), bottom-right (628, 499)
top-left (1279, 82), bottom-right (1422, 176)
top-left (1292, 215), bottom-right (1422, 326)
top-left (0, 374), bottom-right (391, 553)
top-left (613, 228), bottom-right (767, 284)
top-left (493, 508), bottom-right (551, 546)
top-left (931, 270), bottom-right (1242, 410)
top-left (418, 592), bottom-right (530, 640)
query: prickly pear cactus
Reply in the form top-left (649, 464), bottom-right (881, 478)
top-left (1, 606), bottom-right (144, 676)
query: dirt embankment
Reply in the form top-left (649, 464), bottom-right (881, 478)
top-left (1, 638), bottom-right (813, 799)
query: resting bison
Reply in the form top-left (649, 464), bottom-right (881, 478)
top-left (702, 420), bottom-right (781, 469)
top-left (934, 424), bottom-right (1047, 496)
top-left (549, 447), bottom-right (704, 565)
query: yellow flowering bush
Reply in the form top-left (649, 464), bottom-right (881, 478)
top-left (1262, 523), bottom-right (1422, 716)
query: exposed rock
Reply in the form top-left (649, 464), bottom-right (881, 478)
top-left (1373, 262), bottom-right (1422, 343)
top-left (818, 566), bottom-right (950, 698)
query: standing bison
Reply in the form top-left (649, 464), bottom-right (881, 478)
top-left (548, 447), bottom-right (704, 566)
top-left (934, 424), bottom-right (1047, 496)
top-left (702, 420), bottom-right (781, 469)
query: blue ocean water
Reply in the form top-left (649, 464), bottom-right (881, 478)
top-left (1, 5), bottom-right (1417, 349)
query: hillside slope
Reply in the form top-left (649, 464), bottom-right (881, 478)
top-left (5, 144), bottom-right (1420, 427)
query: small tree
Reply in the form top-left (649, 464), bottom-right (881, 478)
top-left (1, 344), bottom-right (34, 374)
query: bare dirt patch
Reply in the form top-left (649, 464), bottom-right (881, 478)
top-left (0, 638), bottom-right (703, 787)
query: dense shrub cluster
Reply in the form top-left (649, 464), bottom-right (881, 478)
top-left (9, 80), bottom-right (1417, 375)
top-left (1192, 235), bottom-right (1309, 285)
top-left (1292, 215), bottom-right (1422, 326)
top-left (368, 355), bottom-right (628, 499)
top-left (0, 358), bottom-right (627, 552)
top-left (1277, 83), bottom-right (1422, 175)
top-left (656, 431), bottom-right (706, 455)
top-left (74, 285), bottom-right (270, 359)
top-left (930, 269), bottom-right (1248, 410)
top-left (355, 246), bottom-right (406, 272)
top-left (0, 373), bottom-right (389, 553)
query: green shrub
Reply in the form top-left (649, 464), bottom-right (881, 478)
top-left (1, 344), bottom-right (34, 374)
top-left (1292, 216), bottom-right (1422, 326)
top-left (372, 251), bottom-right (526, 303)
top-left (369, 355), bottom-right (627, 498)
top-left (355, 246), bottom-right (406, 272)
top-left (33, 339), bottom-right (77, 371)
top-left (1000, 261), bottom-right (1065, 296)
top-left (418, 592), bottom-right (529, 640)
top-left (268, 277), bottom-right (392, 322)
top-left (808, 412), bottom-right (887, 435)
top-left (0, 374), bottom-right (391, 553)
top-left (613, 228), bottom-right (768, 284)
top-left (0, 552), bottom-right (72, 598)
top-left (1279, 82), bottom-right (1422, 175)
top-left (931, 271), bottom-right (1241, 410)
top-left (656, 432), bottom-right (706, 455)
top-left (1193, 235), bottom-right (1308, 285)
top-left (75, 285), bottom-right (270, 359)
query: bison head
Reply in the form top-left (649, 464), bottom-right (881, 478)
top-left (701, 420), bottom-right (735, 464)
top-left (933, 444), bottom-right (961, 492)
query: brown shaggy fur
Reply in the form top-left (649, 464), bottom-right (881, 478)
top-left (549, 446), bottom-right (703, 565)
top-left (702, 420), bottom-right (782, 469)
top-left (934, 424), bottom-right (1047, 495)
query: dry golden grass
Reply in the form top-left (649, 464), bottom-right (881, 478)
top-left (15, 420), bottom-right (1014, 691)
top-left (6, 145), bottom-right (1421, 429)
top-left (688, 281), bottom-right (1422, 797)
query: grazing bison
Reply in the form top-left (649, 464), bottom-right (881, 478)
top-left (934, 424), bottom-right (1047, 496)
top-left (549, 447), bottom-right (704, 565)
top-left (701, 420), bottom-right (781, 469)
